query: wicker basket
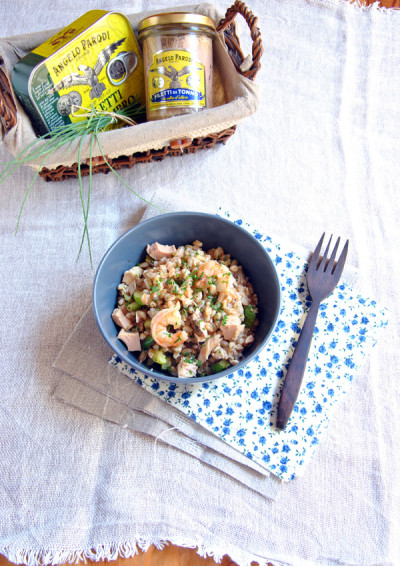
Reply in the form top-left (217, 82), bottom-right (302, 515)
top-left (0, 1), bottom-right (262, 182)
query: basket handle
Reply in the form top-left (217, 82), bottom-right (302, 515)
top-left (0, 57), bottom-right (18, 136)
top-left (217, 0), bottom-right (263, 81)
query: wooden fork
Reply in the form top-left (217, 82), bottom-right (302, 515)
top-left (276, 234), bottom-right (349, 430)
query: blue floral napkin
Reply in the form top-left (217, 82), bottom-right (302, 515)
top-left (110, 211), bottom-right (388, 482)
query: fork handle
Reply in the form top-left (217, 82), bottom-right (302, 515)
top-left (276, 300), bottom-right (320, 430)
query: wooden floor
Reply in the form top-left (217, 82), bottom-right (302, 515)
top-left (1, 0), bottom-right (398, 565)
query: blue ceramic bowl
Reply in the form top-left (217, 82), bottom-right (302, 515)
top-left (93, 212), bottom-right (281, 383)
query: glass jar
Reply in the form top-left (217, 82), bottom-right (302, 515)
top-left (138, 12), bottom-right (215, 121)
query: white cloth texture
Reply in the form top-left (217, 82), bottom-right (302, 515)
top-left (0, 0), bottom-right (399, 565)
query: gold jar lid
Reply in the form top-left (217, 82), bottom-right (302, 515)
top-left (138, 12), bottom-right (216, 33)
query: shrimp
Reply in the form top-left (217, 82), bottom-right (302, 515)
top-left (150, 307), bottom-right (188, 348)
top-left (195, 260), bottom-right (233, 294)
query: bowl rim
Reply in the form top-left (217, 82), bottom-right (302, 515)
top-left (93, 211), bottom-right (281, 384)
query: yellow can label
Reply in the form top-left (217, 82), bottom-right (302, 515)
top-left (32, 11), bottom-right (108, 58)
top-left (147, 49), bottom-right (206, 112)
top-left (21, 11), bottom-right (145, 133)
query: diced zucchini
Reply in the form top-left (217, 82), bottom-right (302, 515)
top-left (152, 350), bottom-right (168, 365)
top-left (133, 290), bottom-right (145, 306)
top-left (126, 301), bottom-right (140, 312)
top-left (210, 360), bottom-right (230, 374)
top-left (161, 357), bottom-right (172, 371)
top-left (142, 335), bottom-right (154, 350)
top-left (144, 319), bottom-right (151, 329)
top-left (244, 305), bottom-right (256, 328)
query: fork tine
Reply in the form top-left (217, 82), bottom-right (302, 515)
top-left (332, 239), bottom-right (349, 278)
top-left (309, 233), bottom-right (325, 270)
top-left (325, 237), bottom-right (340, 274)
top-left (320, 234), bottom-right (332, 271)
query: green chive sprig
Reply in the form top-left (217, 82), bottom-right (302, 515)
top-left (0, 101), bottom-right (165, 265)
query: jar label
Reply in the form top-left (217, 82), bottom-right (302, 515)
top-left (147, 49), bottom-right (206, 111)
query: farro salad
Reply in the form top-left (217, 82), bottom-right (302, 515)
top-left (112, 241), bottom-right (258, 378)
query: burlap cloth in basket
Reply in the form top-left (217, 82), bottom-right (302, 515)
top-left (0, 3), bottom-right (260, 171)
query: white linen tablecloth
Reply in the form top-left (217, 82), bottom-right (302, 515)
top-left (1, 0), bottom-right (399, 565)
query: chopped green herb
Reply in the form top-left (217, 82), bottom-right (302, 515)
top-left (184, 354), bottom-right (197, 365)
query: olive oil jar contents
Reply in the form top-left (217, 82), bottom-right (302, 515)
top-left (138, 13), bottom-right (215, 121)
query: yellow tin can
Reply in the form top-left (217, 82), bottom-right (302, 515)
top-left (12, 10), bottom-right (145, 136)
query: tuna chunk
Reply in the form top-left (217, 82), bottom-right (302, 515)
top-left (198, 334), bottom-right (221, 363)
top-left (112, 308), bottom-right (133, 331)
top-left (146, 242), bottom-right (176, 260)
top-left (221, 315), bottom-right (245, 341)
top-left (122, 266), bottom-right (143, 284)
top-left (177, 360), bottom-right (197, 378)
top-left (233, 267), bottom-right (246, 285)
top-left (117, 330), bottom-right (141, 351)
top-left (140, 292), bottom-right (151, 306)
top-left (189, 315), bottom-right (208, 342)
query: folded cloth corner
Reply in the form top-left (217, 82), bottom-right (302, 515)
top-left (52, 304), bottom-right (282, 500)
